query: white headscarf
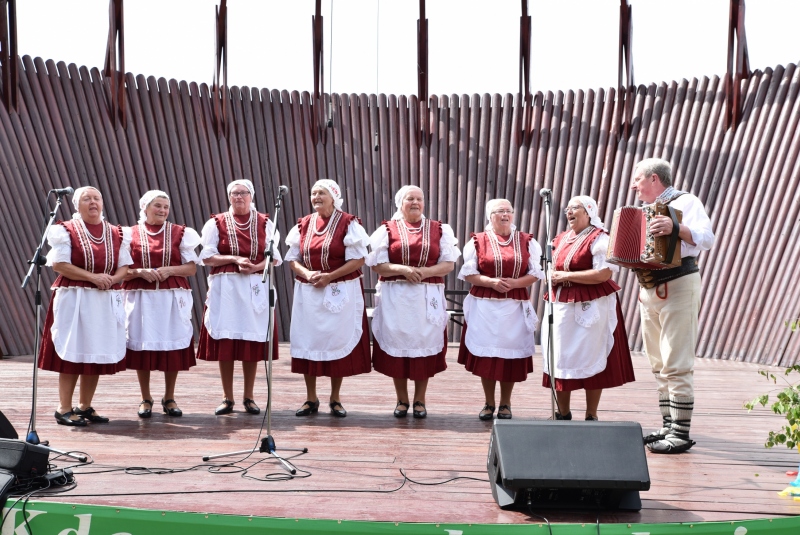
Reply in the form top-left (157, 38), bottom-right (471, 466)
top-left (484, 198), bottom-right (516, 232)
top-left (572, 195), bottom-right (605, 231)
top-left (227, 179), bottom-right (256, 212)
top-left (392, 185), bottom-right (425, 220)
top-left (312, 179), bottom-right (344, 211)
top-left (71, 186), bottom-right (104, 221)
top-left (138, 190), bottom-right (169, 224)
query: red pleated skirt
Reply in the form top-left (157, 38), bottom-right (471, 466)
top-left (372, 331), bottom-right (447, 380)
top-left (542, 298), bottom-right (635, 392)
top-left (196, 311), bottom-right (280, 362)
top-left (37, 293), bottom-right (126, 376)
top-left (291, 310), bottom-right (372, 378)
top-left (125, 343), bottom-right (197, 372)
top-left (457, 322), bottom-right (533, 382)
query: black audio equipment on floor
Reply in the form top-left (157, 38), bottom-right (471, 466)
top-left (487, 420), bottom-right (650, 511)
top-left (0, 411), bottom-right (18, 440)
top-left (0, 438), bottom-right (49, 477)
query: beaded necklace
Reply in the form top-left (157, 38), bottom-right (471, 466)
top-left (302, 211), bottom-right (343, 271)
top-left (137, 222), bottom-right (172, 269)
top-left (486, 229), bottom-right (521, 279)
top-left (74, 219), bottom-right (115, 274)
top-left (396, 218), bottom-right (430, 267)
top-left (223, 210), bottom-right (259, 262)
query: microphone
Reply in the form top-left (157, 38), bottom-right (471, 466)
top-left (277, 185), bottom-right (289, 197)
top-left (51, 187), bottom-right (74, 196)
top-left (539, 188), bottom-right (551, 198)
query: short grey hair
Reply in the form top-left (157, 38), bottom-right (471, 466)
top-left (635, 158), bottom-right (672, 187)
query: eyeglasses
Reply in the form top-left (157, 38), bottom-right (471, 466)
top-left (230, 191), bottom-right (251, 198)
top-left (564, 205), bottom-right (584, 214)
top-left (491, 209), bottom-right (514, 215)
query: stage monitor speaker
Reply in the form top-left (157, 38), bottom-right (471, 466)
top-left (487, 420), bottom-right (650, 511)
top-left (0, 411), bottom-right (18, 440)
top-left (0, 439), bottom-right (49, 477)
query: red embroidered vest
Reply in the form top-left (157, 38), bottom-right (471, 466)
top-left (544, 226), bottom-right (620, 303)
top-left (469, 231), bottom-right (532, 301)
top-left (122, 223), bottom-right (191, 291)
top-left (379, 219), bottom-right (445, 284)
top-left (52, 219), bottom-right (124, 290)
top-left (209, 212), bottom-right (270, 275)
top-left (296, 211), bottom-right (362, 284)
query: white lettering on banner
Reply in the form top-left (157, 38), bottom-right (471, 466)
top-left (0, 509), bottom-right (46, 535)
top-left (443, 531), bottom-right (463, 535)
top-left (57, 514), bottom-right (92, 535)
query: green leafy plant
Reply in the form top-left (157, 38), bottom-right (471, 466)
top-left (745, 364), bottom-right (800, 449)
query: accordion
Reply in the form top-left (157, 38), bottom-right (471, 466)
top-left (606, 203), bottom-right (683, 269)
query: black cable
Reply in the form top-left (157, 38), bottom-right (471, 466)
top-left (399, 469), bottom-right (488, 485)
top-left (527, 498), bottom-right (553, 535)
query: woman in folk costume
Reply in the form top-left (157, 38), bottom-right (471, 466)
top-left (122, 190), bottom-right (201, 418)
top-left (285, 179), bottom-right (371, 418)
top-left (457, 198), bottom-right (544, 420)
top-left (38, 186), bottom-right (132, 426)
top-left (541, 196), bottom-right (635, 421)
top-left (197, 179), bottom-right (281, 416)
top-left (366, 185), bottom-right (460, 418)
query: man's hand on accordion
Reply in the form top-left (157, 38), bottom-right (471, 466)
top-left (649, 214), bottom-right (674, 237)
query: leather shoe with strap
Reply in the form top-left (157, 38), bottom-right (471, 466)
top-left (161, 398), bottom-right (183, 417)
top-left (295, 399), bottom-right (320, 417)
top-left (54, 410), bottom-right (86, 427)
top-left (243, 398), bottom-right (260, 415)
top-left (394, 401), bottom-right (409, 418)
top-left (138, 399), bottom-right (154, 419)
top-left (497, 405), bottom-right (512, 419)
top-left (329, 401), bottom-right (347, 417)
top-left (215, 399), bottom-right (234, 416)
top-left (412, 401), bottom-right (427, 419)
top-left (479, 404), bottom-right (495, 421)
top-left (74, 407), bottom-right (109, 423)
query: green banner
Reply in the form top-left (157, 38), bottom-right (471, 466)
top-left (2, 502), bottom-right (799, 535)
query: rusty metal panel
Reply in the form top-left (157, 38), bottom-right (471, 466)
top-left (2, 55), bottom-right (800, 366)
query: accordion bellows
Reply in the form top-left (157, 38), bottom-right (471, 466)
top-left (606, 204), bottom-right (683, 270)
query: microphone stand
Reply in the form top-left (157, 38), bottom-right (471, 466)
top-left (20, 191), bottom-right (88, 462)
top-left (540, 190), bottom-right (559, 420)
top-left (202, 187), bottom-right (306, 473)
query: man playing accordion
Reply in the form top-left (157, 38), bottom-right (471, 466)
top-left (630, 158), bottom-right (714, 454)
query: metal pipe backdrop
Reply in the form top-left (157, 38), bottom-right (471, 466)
top-left (0, 55), bottom-right (798, 365)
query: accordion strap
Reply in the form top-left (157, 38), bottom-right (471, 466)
top-left (665, 205), bottom-right (681, 264)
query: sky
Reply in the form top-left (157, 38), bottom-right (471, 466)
top-left (14, 0), bottom-right (800, 97)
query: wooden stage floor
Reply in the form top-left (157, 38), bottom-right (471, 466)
top-left (2, 345), bottom-right (800, 526)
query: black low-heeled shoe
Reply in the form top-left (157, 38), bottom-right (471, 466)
top-left (295, 399), bottom-right (320, 417)
top-left (554, 411), bottom-right (572, 420)
top-left (74, 406), bottom-right (109, 423)
top-left (329, 401), bottom-right (347, 418)
top-left (413, 401), bottom-right (427, 419)
top-left (161, 398), bottom-right (183, 417)
top-left (479, 404), bottom-right (495, 421)
top-left (394, 401), bottom-right (410, 418)
top-left (497, 404), bottom-right (512, 419)
top-left (138, 399), bottom-right (154, 419)
top-left (243, 398), bottom-right (260, 415)
top-left (215, 399), bottom-right (234, 415)
top-left (54, 410), bottom-right (86, 427)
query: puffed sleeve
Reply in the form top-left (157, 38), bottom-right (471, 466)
top-left (457, 238), bottom-right (479, 280)
top-left (526, 238), bottom-right (545, 279)
top-left (45, 224), bottom-right (71, 266)
top-left (118, 227), bottom-right (134, 268)
top-left (365, 225), bottom-right (389, 267)
top-left (283, 224), bottom-right (302, 262)
top-left (265, 218), bottom-right (282, 266)
top-left (590, 233), bottom-right (619, 273)
top-left (343, 220), bottom-right (370, 261)
top-left (179, 227), bottom-right (202, 264)
top-left (198, 218), bottom-right (220, 263)
top-left (437, 224), bottom-right (461, 263)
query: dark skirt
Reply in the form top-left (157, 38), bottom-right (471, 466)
top-left (196, 312), bottom-right (280, 362)
top-left (457, 322), bottom-right (533, 382)
top-left (372, 332), bottom-right (447, 381)
top-left (125, 342), bottom-right (197, 372)
top-left (291, 310), bottom-right (372, 378)
top-left (37, 294), bottom-right (126, 376)
top-left (542, 298), bottom-right (635, 392)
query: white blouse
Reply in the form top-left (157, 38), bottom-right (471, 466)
top-left (45, 223), bottom-right (133, 269)
top-left (365, 221), bottom-right (461, 267)
top-left (457, 235), bottom-right (545, 280)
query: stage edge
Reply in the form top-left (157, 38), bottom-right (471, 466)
top-left (1, 502), bottom-right (799, 534)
